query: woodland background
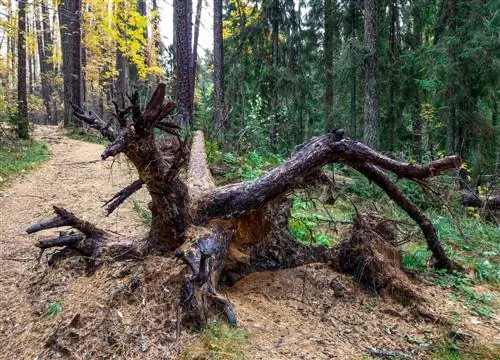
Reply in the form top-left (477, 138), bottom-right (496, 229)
top-left (0, 0), bottom-right (498, 181)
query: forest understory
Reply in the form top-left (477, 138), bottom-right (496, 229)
top-left (0, 125), bottom-right (498, 360)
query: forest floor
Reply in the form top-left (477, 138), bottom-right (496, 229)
top-left (0, 125), bottom-right (498, 359)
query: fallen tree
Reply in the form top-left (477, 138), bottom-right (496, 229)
top-left (27, 84), bottom-right (462, 327)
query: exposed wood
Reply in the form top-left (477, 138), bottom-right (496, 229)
top-left (187, 131), bottom-right (216, 207)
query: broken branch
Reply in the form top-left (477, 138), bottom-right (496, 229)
top-left (104, 179), bottom-right (145, 215)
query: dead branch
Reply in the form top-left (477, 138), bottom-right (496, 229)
top-left (104, 179), bottom-right (145, 215)
top-left (36, 233), bottom-right (86, 249)
top-left (70, 103), bottom-right (117, 141)
top-left (353, 165), bottom-right (461, 271)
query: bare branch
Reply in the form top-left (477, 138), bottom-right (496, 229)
top-left (354, 164), bottom-right (461, 271)
top-left (104, 179), bottom-right (145, 215)
top-left (27, 206), bottom-right (105, 238)
top-left (71, 103), bottom-right (117, 141)
top-left (36, 233), bottom-right (86, 249)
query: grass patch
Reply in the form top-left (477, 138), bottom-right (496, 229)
top-left (432, 270), bottom-right (495, 318)
top-left (0, 139), bottom-right (49, 187)
top-left (182, 319), bottom-right (250, 359)
top-left (132, 199), bottom-right (152, 226)
top-left (66, 123), bottom-right (107, 144)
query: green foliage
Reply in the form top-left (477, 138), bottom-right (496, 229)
top-left (132, 199), bottom-right (152, 226)
top-left (433, 340), bottom-right (464, 360)
top-left (182, 319), bottom-right (250, 360)
top-left (288, 195), bottom-right (350, 247)
top-left (66, 123), bottom-right (107, 145)
top-left (432, 270), bottom-right (494, 318)
top-left (402, 245), bottom-right (431, 270)
top-left (206, 142), bottom-right (284, 184)
top-left (0, 138), bottom-right (49, 187)
top-left (431, 212), bottom-right (500, 284)
top-left (44, 301), bottom-right (62, 318)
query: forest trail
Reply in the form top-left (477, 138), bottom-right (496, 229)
top-left (0, 126), bottom-right (498, 359)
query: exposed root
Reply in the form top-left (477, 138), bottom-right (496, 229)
top-left (175, 224), bottom-right (237, 326)
top-left (338, 212), bottom-right (424, 304)
top-left (27, 207), bottom-right (145, 269)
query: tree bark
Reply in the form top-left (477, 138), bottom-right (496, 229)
top-left (192, 0), bottom-right (203, 106)
top-left (350, 0), bottom-right (357, 138)
top-left (213, 0), bottom-right (227, 135)
top-left (58, 0), bottom-right (81, 126)
top-left (17, 0), bottom-right (29, 139)
top-left (174, 0), bottom-right (193, 126)
top-left (324, 0), bottom-right (335, 129)
top-left (36, 1), bottom-right (54, 124)
top-left (268, 0), bottom-right (280, 152)
top-left (363, 0), bottom-right (380, 149)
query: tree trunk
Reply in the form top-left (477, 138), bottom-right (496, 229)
top-left (174, 0), bottom-right (193, 126)
top-left (387, 0), bottom-right (397, 152)
top-left (213, 0), bottom-right (227, 135)
top-left (192, 0), bottom-right (203, 104)
top-left (363, 0), bottom-right (380, 149)
top-left (350, 0), bottom-right (357, 138)
top-left (31, 84), bottom-right (463, 328)
top-left (268, 0), bottom-right (280, 153)
top-left (324, 0), bottom-right (335, 129)
top-left (36, 1), bottom-right (54, 124)
top-left (17, 0), bottom-right (29, 139)
top-left (58, 0), bottom-right (74, 126)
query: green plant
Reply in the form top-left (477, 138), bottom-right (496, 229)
top-left (434, 340), bottom-right (464, 360)
top-left (433, 270), bottom-right (494, 318)
top-left (44, 301), bottom-right (62, 318)
top-left (0, 139), bottom-right (49, 187)
top-left (402, 246), bottom-right (431, 270)
top-left (182, 319), bottom-right (250, 359)
top-left (364, 297), bottom-right (378, 313)
top-left (66, 123), bottom-right (107, 144)
top-left (132, 199), bottom-right (152, 226)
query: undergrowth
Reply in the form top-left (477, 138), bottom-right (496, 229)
top-left (66, 123), bottom-right (107, 144)
top-left (182, 319), bottom-right (250, 359)
top-left (0, 137), bottom-right (49, 187)
top-left (132, 199), bottom-right (152, 226)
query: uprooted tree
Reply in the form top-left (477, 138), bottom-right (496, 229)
top-left (27, 84), bottom-right (463, 327)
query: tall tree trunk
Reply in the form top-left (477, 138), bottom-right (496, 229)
top-left (174, 0), bottom-right (193, 126)
top-left (36, 1), bottom-right (54, 124)
top-left (445, 0), bottom-right (457, 154)
top-left (151, 0), bottom-right (160, 57)
top-left (17, 0), bottom-right (29, 139)
top-left (268, 0), bottom-right (280, 153)
top-left (363, 0), bottom-right (380, 149)
top-left (213, 0), bottom-right (227, 135)
top-left (192, 0), bottom-right (203, 112)
top-left (71, 0), bottom-right (82, 110)
top-left (350, 0), bottom-right (357, 138)
top-left (28, 9), bottom-right (35, 95)
top-left (411, 5), bottom-right (423, 161)
top-left (58, 0), bottom-right (74, 126)
top-left (387, 0), bottom-right (397, 152)
top-left (324, 0), bottom-right (335, 129)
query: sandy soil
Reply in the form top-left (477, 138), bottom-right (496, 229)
top-left (0, 126), bottom-right (498, 359)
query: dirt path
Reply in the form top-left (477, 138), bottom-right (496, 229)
top-left (0, 126), bottom-right (498, 359)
